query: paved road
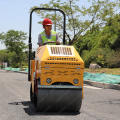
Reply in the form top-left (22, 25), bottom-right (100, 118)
top-left (0, 70), bottom-right (120, 120)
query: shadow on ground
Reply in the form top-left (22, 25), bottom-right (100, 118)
top-left (8, 101), bottom-right (80, 116)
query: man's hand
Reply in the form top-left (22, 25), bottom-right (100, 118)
top-left (38, 43), bottom-right (43, 47)
top-left (56, 40), bottom-right (60, 45)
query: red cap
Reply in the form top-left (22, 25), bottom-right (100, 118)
top-left (42, 18), bottom-right (52, 25)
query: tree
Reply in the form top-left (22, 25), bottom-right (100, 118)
top-left (75, 13), bottom-right (120, 68)
top-left (98, 14), bottom-right (120, 50)
top-left (30, 0), bottom-right (119, 45)
top-left (0, 49), bottom-right (8, 62)
top-left (0, 30), bottom-right (28, 67)
top-left (75, 13), bottom-right (120, 53)
top-left (74, 25), bottom-right (100, 55)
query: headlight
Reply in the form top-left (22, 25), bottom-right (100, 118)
top-left (46, 78), bottom-right (52, 84)
top-left (73, 79), bottom-right (78, 84)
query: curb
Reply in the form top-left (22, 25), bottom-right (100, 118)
top-left (84, 79), bottom-right (120, 90)
top-left (13, 71), bottom-right (28, 74)
top-left (4, 70), bottom-right (28, 74)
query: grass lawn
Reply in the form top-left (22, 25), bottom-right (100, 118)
top-left (84, 68), bottom-right (120, 75)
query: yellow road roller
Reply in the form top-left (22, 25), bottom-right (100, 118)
top-left (28, 8), bottom-right (84, 112)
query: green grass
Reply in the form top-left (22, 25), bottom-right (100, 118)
top-left (84, 68), bottom-right (120, 75)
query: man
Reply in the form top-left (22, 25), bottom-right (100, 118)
top-left (38, 18), bottom-right (60, 46)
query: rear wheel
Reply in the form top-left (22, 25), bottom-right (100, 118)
top-left (34, 78), bottom-right (40, 111)
top-left (34, 94), bottom-right (39, 112)
top-left (30, 83), bottom-right (34, 103)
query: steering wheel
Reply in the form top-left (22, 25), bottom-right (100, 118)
top-left (43, 41), bottom-right (57, 45)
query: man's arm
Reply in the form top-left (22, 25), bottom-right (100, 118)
top-left (56, 33), bottom-right (61, 45)
top-left (37, 34), bottom-right (43, 46)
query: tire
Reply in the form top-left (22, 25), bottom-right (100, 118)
top-left (34, 94), bottom-right (39, 112)
top-left (34, 78), bottom-right (40, 111)
top-left (30, 83), bottom-right (34, 103)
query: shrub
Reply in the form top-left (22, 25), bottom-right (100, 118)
top-left (105, 49), bottom-right (120, 68)
top-left (81, 48), bottom-right (113, 68)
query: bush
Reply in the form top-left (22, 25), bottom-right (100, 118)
top-left (11, 63), bottom-right (20, 68)
top-left (105, 49), bottom-right (120, 68)
top-left (81, 48), bottom-right (114, 68)
top-left (82, 48), bottom-right (103, 67)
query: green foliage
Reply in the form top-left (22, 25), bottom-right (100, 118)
top-left (81, 48), bottom-right (108, 67)
top-left (0, 50), bottom-right (30, 68)
top-left (98, 14), bottom-right (120, 50)
top-left (74, 25), bottom-right (100, 55)
top-left (96, 55), bottom-right (105, 66)
top-left (0, 49), bottom-right (8, 62)
top-left (75, 13), bottom-right (120, 68)
top-left (0, 30), bottom-right (27, 52)
top-left (30, 0), bottom-right (119, 45)
top-left (0, 49), bottom-right (28, 68)
top-left (0, 30), bottom-right (28, 68)
top-left (105, 49), bottom-right (120, 68)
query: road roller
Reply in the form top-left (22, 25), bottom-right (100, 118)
top-left (28, 8), bottom-right (84, 112)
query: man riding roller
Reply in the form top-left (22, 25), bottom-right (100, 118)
top-left (38, 18), bottom-right (60, 46)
